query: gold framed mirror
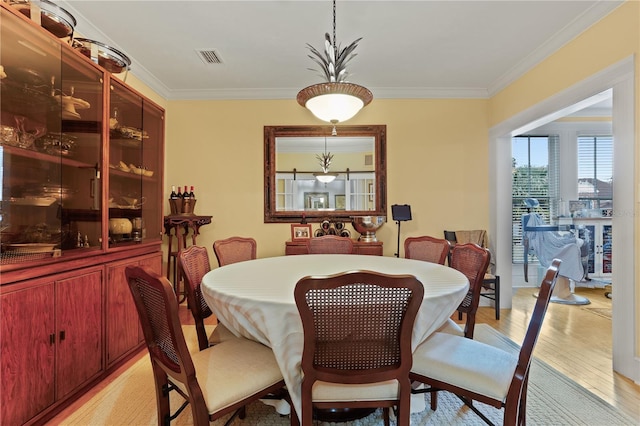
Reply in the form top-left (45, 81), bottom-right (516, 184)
top-left (264, 125), bottom-right (387, 223)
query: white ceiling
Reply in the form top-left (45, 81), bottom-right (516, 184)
top-left (58, 1), bottom-right (622, 102)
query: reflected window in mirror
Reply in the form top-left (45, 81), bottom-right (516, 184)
top-left (264, 125), bottom-right (386, 223)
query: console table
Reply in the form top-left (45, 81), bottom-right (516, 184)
top-left (163, 214), bottom-right (212, 300)
top-left (285, 239), bottom-right (383, 256)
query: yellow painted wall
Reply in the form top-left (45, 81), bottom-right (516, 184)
top-left (162, 98), bottom-right (489, 258)
top-left (113, 73), bottom-right (167, 110)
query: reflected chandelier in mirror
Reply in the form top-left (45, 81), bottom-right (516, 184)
top-left (264, 125), bottom-right (386, 223)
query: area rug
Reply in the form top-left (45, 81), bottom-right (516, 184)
top-left (57, 324), bottom-right (636, 425)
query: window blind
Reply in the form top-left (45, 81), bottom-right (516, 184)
top-left (511, 135), bottom-right (559, 263)
top-left (577, 135), bottom-right (613, 208)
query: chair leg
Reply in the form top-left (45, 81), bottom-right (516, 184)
top-left (494, 276), bottom-right (500, 320)
top-left (430, 391), bottom-right (438, 410)
top-left (396, 384), bottom-right (411, 426)
top-left (288, 400), bottom-right (300, 426)
top-left (152, 363), bottom-right (170, 426)
top-left (300, 381), bottom-right (313, 426)
top-left (382, 407), bottom-right (390, 426)
top-left (518, 378), bottom-right (529, 426)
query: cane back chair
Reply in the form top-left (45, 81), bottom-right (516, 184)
top-left (307, 235), bottom-right (355, 254)
top-left (293, 270), bottom-right (424, 425)
top-left (404, 235), bottom-right (451, 265)
top-left (178, 245), bottom-right (236, 350)
top-left (125, 265), bottom-right (285, 426)
top-left (449, 243), bottom-right (491, 339)
top-left (410, 259), bottom-right (561, 426)
top-left (213, 236), bottom-right (257, 267)
top-left (445, 230), bottom-right (501, 320)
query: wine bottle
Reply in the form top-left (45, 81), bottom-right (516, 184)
top-left (189, 186), bottom-right (195, 199)
top-left (170, 185), bottom-right (178, 200)
top-left (182, 185), bottom-right (190, 200)
top-left (176, 186), bottom-right (183, 199)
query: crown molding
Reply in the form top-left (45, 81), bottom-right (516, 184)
top-left (61, 0), bottom-right (623, 102)
top-left (161, 86), bottom-right (490, 101)
top-left (487, 1), bottom-right (623, 97)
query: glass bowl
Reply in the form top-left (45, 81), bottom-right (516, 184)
top-left (10, 0), bottom-right (76, 39)
top-left (72, 38), bottom-right (131, 74)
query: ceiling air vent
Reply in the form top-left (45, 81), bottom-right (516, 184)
top-left (196, 49), bottom-right (223, 65)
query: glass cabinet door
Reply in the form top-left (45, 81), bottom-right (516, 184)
top-left (58, 49), bottom-right (104, 253)
top-left (1, 7), bottom-right (103, 264)
top-left (108, 79), bottom-right (162, 247)
top-left (140, 100), bottom-right (163, 244)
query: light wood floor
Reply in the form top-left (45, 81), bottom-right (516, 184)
top-left (474, 286), bottom-right (639, 421)
top-left (51, 286), bottom-right (640, 424)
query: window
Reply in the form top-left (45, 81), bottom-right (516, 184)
top-left (511, 135), bottom-right (559, 263)
top-left (577, 135), bottom-right (613, 208)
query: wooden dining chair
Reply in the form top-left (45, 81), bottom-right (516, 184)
top-left (213, 236), bottom-right (257, 267)
top-left (124, 265), bottom-right (286, 426)
top-left (404, 235), bottom-right (451, 264)
top-left (410, 259), bottom-right (561, 426)
top-left (448, 243), bottom-right (491, 339)
top-left (307, 235), bottom-right (354, 254)
top-left (445, 230), bottom-right (501, 320)
top-left (293, 270), bottom-right (424, 426)
top-left (178, 245), bottom-right (237, 350)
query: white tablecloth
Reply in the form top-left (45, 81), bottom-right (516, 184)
top-left (201, 254), bottom-right (469, 417)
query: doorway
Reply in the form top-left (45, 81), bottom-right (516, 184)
top-left (489, 56), bottom-right (637, 382)
top-left (510, 93), bottom-right (613, 291)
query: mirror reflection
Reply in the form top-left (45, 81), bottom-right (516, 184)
top-left (264, 125), bottom-right (386, 223)
top-left (277, 135), bottom-right (375, 211)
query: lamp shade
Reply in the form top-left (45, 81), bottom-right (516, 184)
top-left (297, 82), bottom-right (373, 123)
top-left (314, 173), bottom-right (338, 183)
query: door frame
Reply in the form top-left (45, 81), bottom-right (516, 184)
top-left (489, 56), bottom-right (637, 382)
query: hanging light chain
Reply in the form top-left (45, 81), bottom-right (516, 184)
top-left (297, 0), bottom-right (373, 127)
top-left (333, 0), bottom-right (338, 60)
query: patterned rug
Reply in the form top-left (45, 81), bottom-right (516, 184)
top-left (57, 325), bottom-right (636, 425)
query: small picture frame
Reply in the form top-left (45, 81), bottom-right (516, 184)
top-left (291, 224), bottom-right (312, 241)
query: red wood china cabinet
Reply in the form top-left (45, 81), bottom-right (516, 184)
top-left (0, 4), bottom-right (164, 424)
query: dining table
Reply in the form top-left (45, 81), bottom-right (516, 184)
top-left (201, 254), bottom-right (469, 420)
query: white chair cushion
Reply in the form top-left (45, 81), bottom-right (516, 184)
top-left (175, 337), bottom-right (283, 414)
top-left (208, 322), bottom-right (238, 346)
top-left (435, 318), bottom-right (464, 337)
top-left (411, 332), bottom-right (517, 401)
top-left (312, 379), bottom-right (399, 402)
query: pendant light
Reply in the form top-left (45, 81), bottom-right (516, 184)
top-left (297, 0), bottom-right (372, 134)
top-left (314, 137), bottom-right (338, 183)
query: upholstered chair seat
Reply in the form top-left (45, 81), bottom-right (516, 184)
top-left (412, 332), bottom-right (518, 401)
top-left (176, 338), bottom-right (285, 415)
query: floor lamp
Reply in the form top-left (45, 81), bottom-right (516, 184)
top-left (392, 204), bottom-right (412, 257)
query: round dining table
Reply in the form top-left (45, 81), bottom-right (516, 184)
top-left (201, 254), bottom-right (469, 419)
